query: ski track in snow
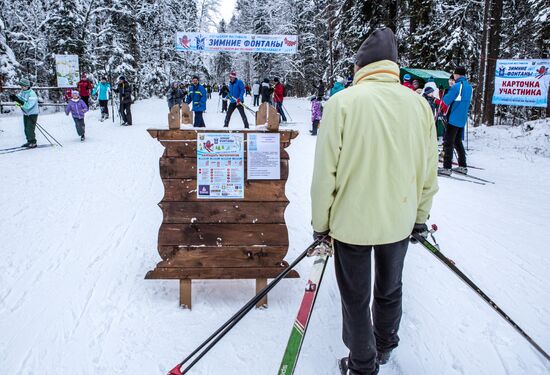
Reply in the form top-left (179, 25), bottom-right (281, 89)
top-left (1, 96), bottom-right (549, 374)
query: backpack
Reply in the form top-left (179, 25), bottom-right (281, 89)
top-left (282, 85), bottom-right (287, 97)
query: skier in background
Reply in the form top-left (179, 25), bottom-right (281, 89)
top-left (401, 74), bottom-right (414, 90)
top-left (113, 76), bottom-right (133, 126)
top-left (330, 76), bottom-right (346, 96)
top-left (309, 95), bottom-right (322, 136)
top-left (166, 81), bottom-right (184, 109)
top-left (92, 76), bottom-right (111, 121)
top-left (310, 27), bottom-right (438, 375)
top-left (260, 78), bottom-right (272, 104)
top-left (223, 72), bottom-right (249, 128)
top-left (439, 66), bottom-right (472, 176)
top-left (186, 75), bottom-right (207, 127)
top-left (77, 74), bottom-right (94, 107)
top-left (273, 77), bottom-right (287, 122)
top-left (219, 82), bottom-right (229, 113)
top-left (252, 80), bottom-right (260, 106)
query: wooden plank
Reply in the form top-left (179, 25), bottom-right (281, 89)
top-left (160, 158), bottom-right (288, 180)
top-left (159, 223), bottom-right (289, 246)
top-left (149, 129), bottom-right (299, 142)
top-left (256, 278), bottom-right (268, 308)
top-left (160, 201), bottom-right (287, 224)
top-left (157, 246), bottom-right (289, 267)
top-left (162, 179), bottom-right (289, 202)
top-left (180, 279), bottom-right (192, 309)
top-left (145, 266), bottom-right (300, 279)
top-left (160, 141), bottom-right (290, 159)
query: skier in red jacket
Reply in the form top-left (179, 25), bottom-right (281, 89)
top-left (77, 74), bottom-right (94, 107)
top-left (273, 77), bottom-right (287, 122)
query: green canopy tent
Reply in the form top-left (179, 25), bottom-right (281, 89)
top-left (400, 68), bottom-right (453, 89)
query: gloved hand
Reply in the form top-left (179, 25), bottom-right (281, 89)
top-left (313, 230), bottom-right (330, 243)
top-left (236, 99), bottom-right (241, 106)
top-left (410, 223), bottom-right (428, 244)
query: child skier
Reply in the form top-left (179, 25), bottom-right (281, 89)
top-left (65, 91), bottom-right (89, 141)
top-left (310, 95), bottom-right (322, 136)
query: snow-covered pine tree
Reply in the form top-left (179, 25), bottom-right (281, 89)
top-left (212, 19), bottom-right (233, 84)
top-left (0, 14), bottom-right (18, 84)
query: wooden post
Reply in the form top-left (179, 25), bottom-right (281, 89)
top-left (267, 105), bottom-right (280, 131)
top-left (180, 279), bottom-right (192, 309)
top-left (168, 105), bottom-right (181, 129)
top-left (181, 103), bottom-right (193, 125)
top-left (255, 278), bottom-right (268, 308)
top-left (256, 103), bottom-right (268, 125)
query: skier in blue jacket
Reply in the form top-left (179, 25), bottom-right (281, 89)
top-left (10, 78), bottom-right (39, 148)
top-left (92, 77), bottom-right (111, 121)
top-left (440, 66), bottom-right (472, 175)
top-left (186, 75), bottom-right (207, 127)
top-left (223, 72), bottom-right (250, 128)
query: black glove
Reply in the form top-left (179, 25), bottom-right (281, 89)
top-left (313, 230), bottom-right (330, 243)
top-left (410, 223), bottom-right (428, 244)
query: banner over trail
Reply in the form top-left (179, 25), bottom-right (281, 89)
top-left (175, 33), bottom-right (298, 54)
top-left (492, 59), bottom-right (549, 107)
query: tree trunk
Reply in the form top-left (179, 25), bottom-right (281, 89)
top-left (482, 0), bottom-right (503, 126)
top-left (473, 0), bottom-right (491, 127)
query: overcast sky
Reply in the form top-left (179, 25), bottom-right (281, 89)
top-left (218, 0), bottom-right (237, 24)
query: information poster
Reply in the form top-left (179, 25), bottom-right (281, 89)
top-left (197, 133), bottom-right (244, 199)
top-left (55, 55), bottom-right (79, 87)
top-left (492, 59), bottom-right (549, 107)
top-left (247, 133), bottom-right (281, 180)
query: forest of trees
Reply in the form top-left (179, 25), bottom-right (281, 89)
top-left (1, 0), bottom-right (548, 124)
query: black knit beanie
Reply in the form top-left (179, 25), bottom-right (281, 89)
top-left (355, 27), bottom-right (398, 68)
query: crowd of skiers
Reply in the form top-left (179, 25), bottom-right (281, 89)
top-left (164, 73), bottom-right (292, 128)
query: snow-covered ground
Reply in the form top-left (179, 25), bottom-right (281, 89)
top-left (1, 95), bottom-right (549, 374)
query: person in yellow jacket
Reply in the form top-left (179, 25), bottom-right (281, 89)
top-left (310, 28), bottom-right (438, 375)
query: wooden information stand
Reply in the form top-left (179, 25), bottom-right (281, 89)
top-left (146, 128), bottom-right (300, 309)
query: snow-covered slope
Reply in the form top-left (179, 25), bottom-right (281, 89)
top-left (1, 96), bottom-right (549, 374)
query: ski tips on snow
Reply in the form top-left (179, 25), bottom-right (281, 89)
top-left (167, 365), bottom-right (183, 375)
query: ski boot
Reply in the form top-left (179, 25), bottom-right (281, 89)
top-left (438, 167), bottom-right (451, 176)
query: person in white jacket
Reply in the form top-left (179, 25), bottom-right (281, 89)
top-left (252, 80), bottom-right (260, 106)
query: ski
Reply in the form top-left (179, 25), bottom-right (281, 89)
top-left (278, 248), bottom-right (332, 375)
top-left (438, 173), bottom-right (486, 185)
top-left (0, 146), bottom-right (25, 152)
top-left (0, 144), bottom-right (54, 155)
top-left (451, 168), bottom-right (495, 184)
top-left (412, 226), bottom-right (550, 362)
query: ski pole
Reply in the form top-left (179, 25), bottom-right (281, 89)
top-left (167, 238), bottom-right (327, 375)
top-left (412, 225), bottom-right (550, 362)
top-left (35, 123), bottom-right (54, 146)
top-left (281, 103), bottom-right (293, 122)
top-left (36, 123), bottom-right (63, 147)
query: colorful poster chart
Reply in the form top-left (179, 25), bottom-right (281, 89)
top-left (175, 33), bottom-right (298, 54)
top-left (492, 59), bottom-right (549, 107)
top-left (55, 55), bottom-right (79, 87)
top-left (197, 133), bottom-right (244, 199)
top-left (247, 133), bottom-right (281, 180)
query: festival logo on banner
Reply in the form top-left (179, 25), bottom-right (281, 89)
top-left (492, 59), bottom-right (550, 108)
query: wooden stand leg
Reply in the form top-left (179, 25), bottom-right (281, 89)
top-left (255, 278), bottom-right (268, 308)
top-left (180, 279), bottom-right (192, 309)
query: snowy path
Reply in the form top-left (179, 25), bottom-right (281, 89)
top-left (0, 96), bottom-right (549, 374)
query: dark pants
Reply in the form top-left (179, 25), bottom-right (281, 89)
top-left (222, 99), bottom-right (228, 113)
top-left (23, 114), bottom-right (38, 143)
top-left (275, 101), bottom-right (287, 122)
top-left (223, 102), bottom-right (249, 128)
top-left (99, 100), bottom-right (109, 117)
top-left (334, 237), bottom-right (409, 375)
top-left (119, 102), bottom-right (132, 125)
top-left (81, 96), bottom-right (90, 107)
top-left (311, 119), bottom-right (319, 135)
top-left (442, 123), bottom-right (466, 169)
top-left (193, 111), bottom-right (205, 127)
top-left (253, 95), bottom-right (260, 106)
top-left (73, 117), bottom-right (85, 136)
